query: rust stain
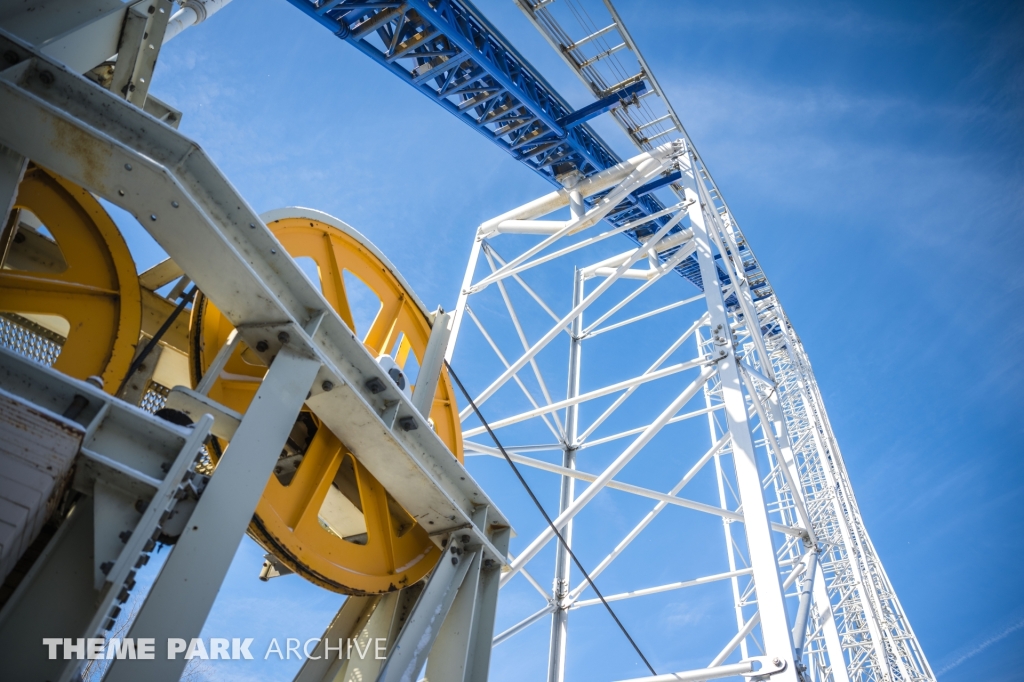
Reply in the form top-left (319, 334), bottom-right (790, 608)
top-left (49, 116), bottom-right (111, 192)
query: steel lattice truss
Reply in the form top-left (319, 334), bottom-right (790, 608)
top-left (445, 138), bottom-right (933, 681)
top-left (282, 0), bottom-right (728, 289)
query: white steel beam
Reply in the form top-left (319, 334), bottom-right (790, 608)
top-left (502, 364), bottom-right (714, 585)
top-left (566, 433), bottom-right (731, 600)
top-left (571, 567), bottom-right (753, 608)
top-left (547, 267), bottom-right (584, 682)
top-left (682, 154), bottom-right (799, 678)
top-left (461, 356), bottom-right (706, 438)
top-left (464, 444), bottom-right (803, 537)
top-left (461, 215), bottom-right (686, 415)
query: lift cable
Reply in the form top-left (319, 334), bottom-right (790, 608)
top-left (445, 360), bottom-right (658, 676)
top-left (115, 284), bottom-right (197, 396)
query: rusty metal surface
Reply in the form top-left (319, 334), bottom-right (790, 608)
top-left (0, 386), bottom-right (82, 583)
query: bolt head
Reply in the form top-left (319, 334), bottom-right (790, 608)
top-left (321, 380), bottom-right (334, 392)
top-left (256, 340), bottom-right (269, 352)
top-left (277, 330), bottom-right (290, 344)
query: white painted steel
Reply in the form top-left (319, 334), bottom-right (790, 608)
top-left (163, 0), bottom-right (233, 43)
top-left (447, 118), bottom-right (916, 680)
top-left (547, 267), bottom-right (583, 682)
top-left (616, 656), bottom-right (784, 682)
top-left (512, 2), bottom-right (933, 678)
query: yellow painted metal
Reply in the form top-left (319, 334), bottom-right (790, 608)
top-left (190, 216), bottom-right (463, 595)
top-left (0, 167), bottom-right (141, 392)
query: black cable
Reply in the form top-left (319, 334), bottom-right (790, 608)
top-left (444, 360), bottom-right (658, 677)
top-left (116, 285), bottom-right (197, 396)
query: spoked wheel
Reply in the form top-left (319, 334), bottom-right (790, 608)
top-left (0, 166), bottom-right (141, 391)
top-left (189, 210), bottom-right (463, 594)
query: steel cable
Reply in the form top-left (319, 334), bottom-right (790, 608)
top-left (445, 359), bottom-right (658, 677)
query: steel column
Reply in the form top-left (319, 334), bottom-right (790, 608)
top-left (105, 348), bottom-right (320, 682)
top-left (547, 266), bottom-right (584, 682)
top-left (683, 161), bottom-right (798, 676)
top-left (377, 537), bottom-right (476, 682)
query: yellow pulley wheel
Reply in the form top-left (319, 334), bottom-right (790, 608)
top-left (189, 210), bottom-right (463, 595)
top-left (0, 166), bottom-right (141, 392)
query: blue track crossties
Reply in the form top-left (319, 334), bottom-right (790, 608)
top-left (284, 0), bottom-right (722, 292)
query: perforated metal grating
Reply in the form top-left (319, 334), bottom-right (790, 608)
top-left (0, 313), bottom-right (64, 367)
top-left (139, 381), bottom-right (170, 413)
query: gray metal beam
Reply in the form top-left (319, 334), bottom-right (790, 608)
top-left (377, 538), bottom-right (476, 682)
top-left (0, 33), bottom-right (511, 567)
top-left (0, 346), bottom-right (213, 682)
top-left (105, 347), bottom-right (320, 682)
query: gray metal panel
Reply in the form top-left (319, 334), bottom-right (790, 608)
top-left (0, 387), bottom-right (82, 582)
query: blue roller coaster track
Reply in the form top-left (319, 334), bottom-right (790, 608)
top-left (283, 0), bottom-right (739, 294)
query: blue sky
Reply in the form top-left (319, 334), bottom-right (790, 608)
top-left (110, 0), bottom-right (1024, 679)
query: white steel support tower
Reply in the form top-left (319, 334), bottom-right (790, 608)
top-left (0, 0), bottom-right (933, 680)
top-left (443, 3), bottom-right (934, 680)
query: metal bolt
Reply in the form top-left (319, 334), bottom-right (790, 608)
top-left (461, 534), bottom-right (470, 544)
top-left (39, 70), bottom-right (54, 84)
top-left (124, 163), bottom-right (133, 171)
top-left (100, 561), bottom-right (114, 575)
top-left (321, 380), bottom-right (334, 392)
top-left (171, 200), bottom-right (179, 208)
top-left (150, 214), bottom-right (157, 221)
top-left (270, 248), bottom-right (277, 254)
top-left (451, 557), bottom-right (458, 565)
top-left (118, 189), bottom-right (125, 196)
top-left (119, 530), bottom-right (132, 543)
top-left (773, 658), bottom-right (782, 666)
top-left (277, 331), bottom-right (290, 344)
top-left (256, 340), bottom-right (269, 352)
top-left (249, 223), bottom-right (256, 229)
